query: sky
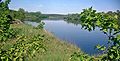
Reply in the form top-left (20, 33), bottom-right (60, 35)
top-left (9, 0), bottom-right (120, 14)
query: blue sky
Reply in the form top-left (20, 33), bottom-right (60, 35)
top-left (9, 0), bottom-right (120, 14)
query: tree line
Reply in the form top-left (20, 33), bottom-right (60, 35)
top-left (9, 8), bottom-right (47, 22)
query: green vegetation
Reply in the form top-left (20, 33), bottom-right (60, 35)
top-left (0, 0), bottom-right (45, 61)
top-left (10, 8), bottom-right (25, 21)
top-left (0, 0), bottom-right (80, 61)
top-left (64, 14), bottom-right (81, 25)
top-left (36, 22), bottom-right (45, 29)
top-left (0, 0), bottom-right (15, 42)
top-left (65, 9), bottom-right (120, 26)
top-left (44, 14), bottom-right (67, 20)
top-left (10, 10), bottom-right (67, 21)
top-left (80, 7), bottom-right (120, 60)
top-left (11, 24), bottom-right (79, 61)
top-left (1, 0), bottom-right (120, 61)
top-left (66, 7), bottom-right (120, 61)
top-left (9, 9), bottom-right (47, 22)
top-left (24, 11), bottom-right (47, 22)
top-left (0, 34), bottom-right (45, 61)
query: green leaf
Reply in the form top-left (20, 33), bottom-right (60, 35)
top-left (116, 34), bottom-right (120, 40)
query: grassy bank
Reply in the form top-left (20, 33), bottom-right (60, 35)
top-left (8, 24), bottom-right (80, 61)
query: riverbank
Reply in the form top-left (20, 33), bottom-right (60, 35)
top-left (9, 23), bottom-right (80, 61)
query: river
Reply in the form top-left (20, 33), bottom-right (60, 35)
top-left (24, 20), bottom-right (108, 55)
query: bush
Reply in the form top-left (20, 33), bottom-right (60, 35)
top-left (0, 34), bottom-right (46, 61)
top-left (36, 22), bottom-right (45, 29)
top-left (0, 0), bottom-right (15, 42)
top-left (70, 7), bottom-right (120, 61)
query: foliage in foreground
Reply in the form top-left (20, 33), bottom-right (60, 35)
top-left (0, 0), bottom-right (46, 61)
top-left (0, 34), bottom-right (46, 61)
top-left (70, 52), bottom-right (96, 61)
top-left (0, 0), bottom-right (15, 42)
top-left (70, 7), bottom-right (120, 61)
top-left (11, 24), bottom-right (80, 61)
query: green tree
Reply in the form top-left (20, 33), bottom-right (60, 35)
top-left (69, 7), bottom-right (120, 61)
top-left (0, 0), bottom-right (15, 41)
top-left (17, 8), bottom-right (25, 21)
top-left (0, 1), bottom-right (46, 61)
top-left (80, 7), bottom-right (120, 61)
top-left (65, 14), bottom-right (81, 25)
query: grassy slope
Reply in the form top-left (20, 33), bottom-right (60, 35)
top-left (10, 24), bottom-right (80, 61)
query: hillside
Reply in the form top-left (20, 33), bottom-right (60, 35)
top-left (10, 24), bottom-right (80, 61)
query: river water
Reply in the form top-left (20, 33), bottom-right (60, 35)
top-left (24, 20), bottom-right (108, 55)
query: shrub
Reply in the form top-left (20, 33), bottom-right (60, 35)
top-left (36, 22), bottom-right (45, 29)
top-left (0, 34), bottom-right (46, 61)
top-left (0, 0), bottom-right (15, 42)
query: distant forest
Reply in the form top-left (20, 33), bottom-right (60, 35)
top-left (9, 8), bottom-right (47, 22)
top-left (9, 8), bottom-right (67, 22)
top-left (44, 14), bottom-right (67, 20)
top-left (9, 8), bottom-right (120, 23)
